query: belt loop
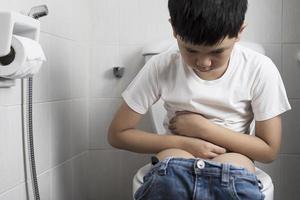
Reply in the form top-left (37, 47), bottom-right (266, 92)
top-left (221, 163), bottom-right (230, 186)
top-left (151, 156), bottom-right (159, 165)
top-left (258, 179), bottom-right (264, 190)
top-left (157, 157), bottom-right (172, 176)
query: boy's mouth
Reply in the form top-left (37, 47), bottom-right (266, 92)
top-left (198, 68), bottom-right (211, 72)
top-left (194, 66), bottom-right (214, 73)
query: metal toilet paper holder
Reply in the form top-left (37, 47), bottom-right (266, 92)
top-left (0, 11), bottom-right (41, 87)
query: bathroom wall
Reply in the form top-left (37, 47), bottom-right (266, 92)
top-left (244, 0), bottom-right (300, 199)
top-left (0, 0), bottom-right (299, 200)
top-left (0, 0), bottom-right (90, 199)
top-left (88, 0), bottom-right (171, 199)
top-left (89, 0), bottom-right (300, 200)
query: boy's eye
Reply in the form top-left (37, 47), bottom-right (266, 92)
top-left (186, 48), bottom-right (197, 53)
top-left (211, 50), bottom-right (224, 54)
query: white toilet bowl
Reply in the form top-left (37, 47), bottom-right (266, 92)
top-left (132, 41), bottom-right (274, 200)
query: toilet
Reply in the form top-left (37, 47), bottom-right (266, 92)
top-left (132, 40), bottom-right (274, 200)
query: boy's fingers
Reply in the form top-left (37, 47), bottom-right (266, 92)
top-left (169, 117), bottom-right (175, 123)
top-left (212, 145), bottom-right (227, 154)
top-left (168, 124), bottom-right (175, 130)
top-left (168, 124), bottom-right (179, 134)
top-left (208, 152), bottom-right (219, 159)
top-left (175, 111), bottom-right (191, 115)
top-left (176, 110), bottom-right (200, 115)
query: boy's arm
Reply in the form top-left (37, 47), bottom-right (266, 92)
top-left (200, 116), bottom-right (281, 163)
top-left (170, 113), bottom-right (281, 163)
top-left (108, 102), bottom-right (226, 158)
top-left (108, 102), bottom-right (179, 153)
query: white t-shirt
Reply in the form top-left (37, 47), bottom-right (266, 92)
top-left (122, 44), bottom-right (291, 134)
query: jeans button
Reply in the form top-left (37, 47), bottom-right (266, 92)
top-left (197, 160), bottom-right (205, 169)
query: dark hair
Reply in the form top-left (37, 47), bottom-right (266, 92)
top-left (168, 0), bottom-right (248, 46)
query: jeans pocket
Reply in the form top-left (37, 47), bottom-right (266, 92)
top-left (134, 172), bottom-right (157, 200)
top-left (231, 176), bottom-right (265, 200)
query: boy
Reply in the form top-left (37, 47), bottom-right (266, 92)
top-left (108, 0), bottom-right (291, 199)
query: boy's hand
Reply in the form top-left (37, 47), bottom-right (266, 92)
top-left (180, 136), bottom-right (226, 159)
top-left (169, 111), bottom-right (208, 138)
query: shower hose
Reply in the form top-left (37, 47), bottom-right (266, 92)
top-left (22, 77), bottom-right (40, 200)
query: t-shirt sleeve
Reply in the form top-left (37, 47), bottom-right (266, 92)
top-left (122, 57), bottom-right (161, 114)
top-left (251, 58), bottom-right (291, 121)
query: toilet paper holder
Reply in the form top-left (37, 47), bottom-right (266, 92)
top-left (0, 11), bottom-right (40, 56)
top-left (0, 11), bottom-right (41, 88)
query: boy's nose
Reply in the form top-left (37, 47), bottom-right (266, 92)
top-left (196, 56), bottom-right (212, 68)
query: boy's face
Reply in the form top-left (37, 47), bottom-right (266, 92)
top-left (175, 35), bottom-right (240, 80)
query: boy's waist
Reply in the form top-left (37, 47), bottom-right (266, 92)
top-left (151, 157), bottom-right (256, 178)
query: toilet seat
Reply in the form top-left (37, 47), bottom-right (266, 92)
top-left (255, 167), bottom-right (274, 200)
top-left (132, 164), bottom-right (274, 200)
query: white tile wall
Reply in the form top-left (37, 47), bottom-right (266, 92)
top-left (0, 184), bottom-right (26, 200)
top-left (90, 45), bottom-right (120, 98)
top-left (50, 101), bottom-right (72, 167)
top-left (71, 153), bottom-right (88, 200)
top-left (88, 150), bottom-right (123, 200)
top-left (47, 37), bottom-right (72, 101)
top-left (70, 44), bottom-right (89, 99)
top-left (88, 150), bottom-right (149, 200)
top-left (41, 153), bottom-right (88, 200)
top-left (90, 44), bottom-right (144, 98)
top-left (70, 99), bottom-right (89, 157)
top-left (263, 44), bottom-right (283, 74)
top-left (281, 100), bottom-right (300, 154)
top-left (141, 0), bottom-right (172, 43)
top-left (0, 106), bottom-right (24, 194)
top-left (0, 0), bottom-right (90, 199)
top-left (282, 44), bottom-right (300, 99)
top-left (279, 155), bottom-right (300, 199)
top-left (283, 0), bottom-right (300, 43)
top-left (243, 0), bottom-right (282, 43)
top-left (0, 152), bottom-right (87, 200)
top-left (89, 98), bottom-right (122, 149)
top-left (40, 0), bottom-right (91, 43)
top-left (50, 160), bottom-right (73, 200)
top-left (0, 80), bottom-right (22, 106)
top-left (91, 0), bottom-right (171, 46)
top-left (90, 0), bottom-right (120, 45)
top-left (119, 0), bottom-right (172, 45)
top-left (32, 103), bottom-right (51, 175)
top-left (119, 0), bottom-right (145, 45)
top-left (89, 98), bottom-right (155, 150)
top-left (39, 33), bottom-right (90, 101)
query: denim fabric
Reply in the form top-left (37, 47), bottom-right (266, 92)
top-left (134, 157), bottom-right (265, 200)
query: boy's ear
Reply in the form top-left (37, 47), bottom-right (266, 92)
top-left (172, 28), bottom-right (177, 38)
top-left (237, 23), bottom-right (246, 41)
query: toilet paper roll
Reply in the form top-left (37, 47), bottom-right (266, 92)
top-left (0, 35), bottom-right (46, 79)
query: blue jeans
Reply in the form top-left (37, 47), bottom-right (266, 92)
top-left (134, 157), bottom-right (265, 200)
